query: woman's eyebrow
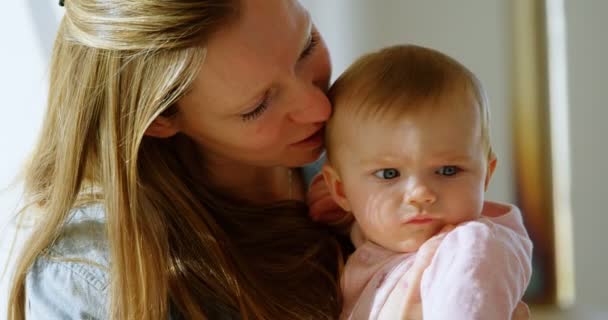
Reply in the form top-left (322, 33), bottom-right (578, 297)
top-left (297, 13), bottom-right (313, 59)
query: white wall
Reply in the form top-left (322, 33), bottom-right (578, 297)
top-left (0, 1), bottom-right (61, 184)
top-left (0, 4), bottom-right (61, 204)
top-left (564, 0), bottom-right (608, 314)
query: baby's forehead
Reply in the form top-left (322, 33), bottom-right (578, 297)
top-left (326, 84), bottom-right (486, 165)
top-left (333, 106), bottom-right (483, 156)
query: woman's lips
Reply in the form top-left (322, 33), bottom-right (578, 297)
top-left (291, 127), bottom-right (324, 148)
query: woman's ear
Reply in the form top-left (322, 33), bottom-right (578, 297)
top-left (322, 163), bottom-right (352, 212)
top-left (144, 116), bottom-right (180, 138)
top-left (484, 152), bottom-right (498, 191)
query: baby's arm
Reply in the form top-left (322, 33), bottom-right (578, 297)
top-left (419, 219), bottom-right (533, 319)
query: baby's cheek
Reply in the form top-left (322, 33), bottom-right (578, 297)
top-left (354, 210), bottom-right (393, 245)
top-left (354, 210), bottom-right (384, 235)
top-left (371, 200), bottom-right (400, 230)
top-left (350, 185), bottom-right (402, 241)
top-left (446, 188), bottom-right (484, 222)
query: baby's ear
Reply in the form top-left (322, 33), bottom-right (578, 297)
top-left (322, 163), bottom-right (352, 212)
top-left (484, 152), bottom-right (498, 191)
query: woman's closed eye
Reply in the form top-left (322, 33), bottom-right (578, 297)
top-left (435, 166), bottom-right (462, 176)
top-left (241, 93), bottom-right (270, 122)
top-left (373, 168), bottom-right (400, 180)
top-left (239, 31), bottom-right (319, 123)
top-left (300, 30), bottom-right (319, 60)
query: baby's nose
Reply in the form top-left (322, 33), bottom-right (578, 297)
top-left (403, 180), bottom-right (437, 207)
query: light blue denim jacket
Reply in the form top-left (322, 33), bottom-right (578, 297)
top-left (26, 204), bottom-right (110, 319)
top-left (25, 157), bottom-right (325, 319)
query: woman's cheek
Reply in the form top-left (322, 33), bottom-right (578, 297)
top-left (249, 122), bottom-right (288, 152)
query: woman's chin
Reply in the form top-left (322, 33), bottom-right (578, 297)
top-left (285, 147), bottom-right (324, 167)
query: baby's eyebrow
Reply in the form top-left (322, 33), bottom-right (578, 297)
top-left (428, 153), bottom-right (475, 163)
top-left (358, 155), bottom-right (405, 167)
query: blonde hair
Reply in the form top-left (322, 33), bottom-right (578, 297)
top-left (326, 44), bottom-right (491, 163)
top-left (8, 1), bottom-right (342, 319)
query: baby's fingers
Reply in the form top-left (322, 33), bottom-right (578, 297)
top-left (438, 224), bottom-right (456, 234)
top-left (511, 301), bottom-right (530, 320)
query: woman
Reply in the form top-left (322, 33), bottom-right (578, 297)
top-left (9, 0), bottom-right (344, 319)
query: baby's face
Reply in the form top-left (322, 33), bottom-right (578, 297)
top-left (334, 97), bottom-right (493, 253)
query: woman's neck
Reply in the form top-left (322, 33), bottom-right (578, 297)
top-left (203, 154), bottom-right (304, 204)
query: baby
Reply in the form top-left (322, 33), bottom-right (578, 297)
top-left (321, 45), bottom-right (533, 319)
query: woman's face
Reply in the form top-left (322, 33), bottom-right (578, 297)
top-left (175, 0), bottom-right (331, 167)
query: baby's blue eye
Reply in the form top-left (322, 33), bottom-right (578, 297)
top-left (373, 168), bottom-right (400, 180)
top-left (436, 166), bottom-right (460, 176)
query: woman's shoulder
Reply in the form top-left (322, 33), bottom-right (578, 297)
top-left (45, 203), bottom-right (109, 268)
top-left (25, 203), bottom-right (110, 319)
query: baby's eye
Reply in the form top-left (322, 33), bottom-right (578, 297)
top-left (373, 168), bottom-right (401, 180)
top-left (436, 166), bottom-right (461, 176)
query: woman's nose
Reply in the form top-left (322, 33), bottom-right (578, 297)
top-left (287, 82), bottom-right (331, 124)
top-left (403, 179), bottom-right (437, 207)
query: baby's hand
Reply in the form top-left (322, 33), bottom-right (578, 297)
top-left (378, 225), bottom-right (455, 320)
top-left (306, 173), bottom-right (348, 223)
top-left (415, 225), bottom-right (456, 267)
top-left (403, 225), bottom-right (457, 315)
top-left (512, 301), bottom-right (531, 320)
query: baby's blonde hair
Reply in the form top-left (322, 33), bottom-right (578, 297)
top-left (326, 44), bottom-right (492, 163)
